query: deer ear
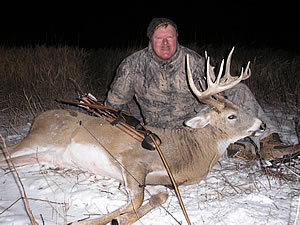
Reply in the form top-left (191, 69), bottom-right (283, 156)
top-left (184, 114), bottom-right (211, 128)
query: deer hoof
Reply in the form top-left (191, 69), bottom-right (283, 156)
top-left (149, 192), bottom-right (168, 207)
top-left (111, 219), bottom-right (119, 225)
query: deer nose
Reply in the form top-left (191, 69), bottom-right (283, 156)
top-left (260, 122), bottom-right (266, 131)
top-left (250, 119), bottom-right (266, 137)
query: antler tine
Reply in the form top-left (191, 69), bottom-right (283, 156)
top-left (186, 54), bottom-right (202, 97)
top-left (220, 47), bottom-right (251, 87)
top-left (215, 58), bottom-right (225, 84)
top-left (206, 57), bottom-right (214, 89)
top-left (242, 61), bottom-right (251, 80)
top-left (223, 46), bottom-right (235, 82)
top-left (186, 49), bottom-right (251, 110)
top-left (186, 54), bottom-right (225, 111)
top-left (186, 54), bottom-right (218, 98)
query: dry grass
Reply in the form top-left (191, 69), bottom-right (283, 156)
top-left (85, 47), bottom-right (138, 97)
top-left (0, 44), bottom-right (299, 125)
top-left (0, 46), bottom-right (88, 122)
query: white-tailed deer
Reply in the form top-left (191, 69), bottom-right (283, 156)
top-left (0, 48), bottom-right (265, 225)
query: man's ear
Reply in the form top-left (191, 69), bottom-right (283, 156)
top-left (184, 114), bottom-right (211, 128)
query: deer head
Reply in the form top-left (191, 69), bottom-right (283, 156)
top-left (184, 47), bottom-right (264, 139)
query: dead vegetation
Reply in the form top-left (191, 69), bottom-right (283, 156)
top-left (0, 44), bottom-right (299, 117)
top-left (0, 46), bottom-right (142, 126)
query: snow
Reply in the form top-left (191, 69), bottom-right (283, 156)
top-left (0, 108), bottom-right (299, 225)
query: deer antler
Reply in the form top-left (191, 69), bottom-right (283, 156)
top-left (186, 47), bottom-right (251, 111)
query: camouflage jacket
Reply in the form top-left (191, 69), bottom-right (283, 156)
top-left (105, 43), bottom-right (206, 128)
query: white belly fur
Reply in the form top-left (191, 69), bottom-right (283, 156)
top-left (51, 140), bottom-right (123, 181)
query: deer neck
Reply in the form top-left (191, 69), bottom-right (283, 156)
top-left (151, 127), bottom-right (223, 170)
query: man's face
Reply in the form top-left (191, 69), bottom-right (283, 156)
top-left (151, 24), bottom-right (177, 61)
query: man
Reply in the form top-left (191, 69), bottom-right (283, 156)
top-left (105, 18), bottom-right (299, 159)
top-left (106, 18), bottom-right (207, 128)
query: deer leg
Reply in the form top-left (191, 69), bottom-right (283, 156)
top-left (115, 192), bottom-right (168, 225)
top-left (72, 185), bottom-right (145, 225)
top-left (0, 152), bottom-right (52, 168)
top-left (72, 162), bottom-right (147, 225)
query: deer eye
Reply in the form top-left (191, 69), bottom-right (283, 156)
top-left (228, 115), bottom-right (237, 120)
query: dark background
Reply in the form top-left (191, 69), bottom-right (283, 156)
top-left (1, 3), bottom-right (299, 52)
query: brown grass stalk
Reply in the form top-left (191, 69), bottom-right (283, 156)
top-left (0, 134), bottom-right (36, 225)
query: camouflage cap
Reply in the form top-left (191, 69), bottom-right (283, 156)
top-left (146, 18), bottom-right (178, 39)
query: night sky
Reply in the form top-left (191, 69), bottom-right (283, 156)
top-left (1, 3), bottom-right (299, 52)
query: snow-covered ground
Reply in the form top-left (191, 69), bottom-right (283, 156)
top-left (0, 106), bottom-right (299, 225)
